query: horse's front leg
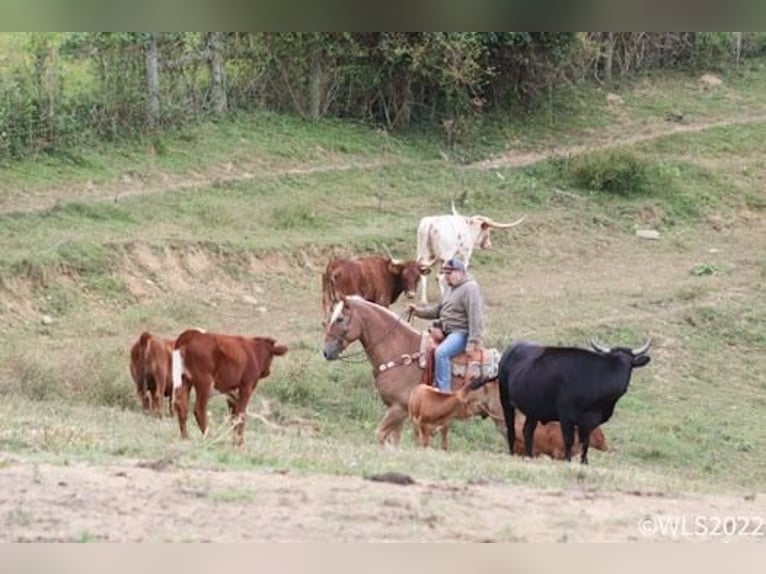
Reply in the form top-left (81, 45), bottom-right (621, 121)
top-left (375, 404), bottom-right (408, 447)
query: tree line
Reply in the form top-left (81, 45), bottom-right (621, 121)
top-left (0, 32), bottom-right (762, 161)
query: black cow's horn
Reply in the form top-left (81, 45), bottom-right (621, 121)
top-left (631, 338), bottom-right (652, 355)
top-left (590, 337), bottom-right (611, 353)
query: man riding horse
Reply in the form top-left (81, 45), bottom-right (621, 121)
top-left (322, 295), bottom-right (501, 446)
top-left (407, 258), bottom-right (485, 393)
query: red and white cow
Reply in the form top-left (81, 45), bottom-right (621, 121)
top-left (321, 255), bottom-right (428, 316)
top-left (129, 331), bottom-right (175, 417)
top-left (416, 204), bottom-right (525, 302)
top-left (171, 329), bottom-right (288, 446)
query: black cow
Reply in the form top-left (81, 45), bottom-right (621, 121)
top-left (493, 338), bottom-right (651, 464)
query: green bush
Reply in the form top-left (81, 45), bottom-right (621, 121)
top-left (567, 150), bottom-right (652, 197)
top-left (72, 351), bottom-right (137, 410)
top-left (0, 355), bottom-right (63, 401)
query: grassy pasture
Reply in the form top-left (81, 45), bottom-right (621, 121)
top-left (0, 62), bottom-right (765, 499)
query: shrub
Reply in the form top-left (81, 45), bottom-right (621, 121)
top-left (567, 149), bottom-right (652, 197)
top-left (0, 354), bottom-right (63, 401)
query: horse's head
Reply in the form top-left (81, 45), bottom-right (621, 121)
top-left (322, 298), bottom-right (360, 360)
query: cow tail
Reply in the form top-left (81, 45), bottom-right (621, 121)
top-left (172, 348), bottom-right (185, 391)
top-left (137, 331), bottom-right (152, 396)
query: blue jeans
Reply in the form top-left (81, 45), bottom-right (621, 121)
top-left (434, 331), bottom-right (468, 392)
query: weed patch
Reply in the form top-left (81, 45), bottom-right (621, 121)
top-left (566, 149), bottom-right (657, 197)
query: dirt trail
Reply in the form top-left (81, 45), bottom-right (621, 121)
top-left (472, 112), bottom-right (766, 170)
top-left (1, 458), bottom-right (763, 542)
top-left (0, 158), bottom-right (394, 215)
top-left (3, 111), bottom-right (765, 216)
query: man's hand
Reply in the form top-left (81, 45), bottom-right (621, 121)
top-left (465, 341), bottom-right (477, 353)
top-left (407, 303), bottom-right (418, 313)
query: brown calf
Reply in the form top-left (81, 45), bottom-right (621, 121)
top-left (512, 414), bottom-right (608, 460)
top-left (408, 378), bottom-right (490, 450)
top-left (129, 331), bottom-right (175, 417)
top-left (171, 329), bottom-right (288, 446)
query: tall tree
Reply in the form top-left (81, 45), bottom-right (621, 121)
top-left (206, 32), bottom-right (227, 114)
top-left (145, 33), bottom-right (160, 128)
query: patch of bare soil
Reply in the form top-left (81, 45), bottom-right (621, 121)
top-left (1, 457), bottom-right (763, 542)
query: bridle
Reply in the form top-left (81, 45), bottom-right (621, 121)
top-left (325, 300), bottom-right (415, 365)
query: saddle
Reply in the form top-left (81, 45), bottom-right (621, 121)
top-left (418, 330), bottom-right (500, 390)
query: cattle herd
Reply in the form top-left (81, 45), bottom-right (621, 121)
top-left (129, 328), bottom-right (288, 446)
top-left (129, 205), bottom-right (652, 464)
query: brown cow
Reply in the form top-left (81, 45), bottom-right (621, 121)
top-left (512, 413), bottom-right (608, 460)
top-left (129, 331), bottom-right (175, 417)
top-left (321, 255), bottom-right (428, 316)
top-left (171, 329), bottom-right (288, 446)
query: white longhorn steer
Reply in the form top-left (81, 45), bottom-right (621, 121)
top-left (415, 204), bottom-right (525, 302)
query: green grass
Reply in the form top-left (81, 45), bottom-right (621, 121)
top-left (0, 111), bottom-right (434, 198)
top-left (1, 61), bottom-right (765, 498)
top-left (0, 393), bottom-right (707, 494)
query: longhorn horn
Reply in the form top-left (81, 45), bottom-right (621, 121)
top-left (590, 337), bottom-right (611, 353)
top-left (631, 337), bottom-right (652, 356)
top-left (480, 214), bottom-right (526, 229)
top-left (382, 245), bottom-right (400, 264)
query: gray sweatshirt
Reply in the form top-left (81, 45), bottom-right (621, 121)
top-left (415, 274), bottom-right (485, 345)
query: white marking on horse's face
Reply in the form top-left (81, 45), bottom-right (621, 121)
top-left (328, 300), bottom-right (345, 326)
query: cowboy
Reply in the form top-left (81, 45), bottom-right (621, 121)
top-left (407, 257), bottom-right (485, 393)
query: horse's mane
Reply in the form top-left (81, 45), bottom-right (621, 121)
top-left (345, 296), bottom-right (420, 335)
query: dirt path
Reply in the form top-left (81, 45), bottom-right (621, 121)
top-left (471, 112), bottom-right (766, 170)
top-left (0, 157), bottom-right (395, 215)
top-left (1, 458), bottom-right (763, 542)
top-left (3, 111), bottom-right (765, 216)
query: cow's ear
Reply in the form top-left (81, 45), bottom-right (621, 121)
top-left (632, 355), bottom-right (650, 367)
top-left (481, 221), bottom-right (490, 229)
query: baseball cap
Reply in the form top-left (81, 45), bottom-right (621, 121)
top-left (441, 258), bottom-right (466, 272)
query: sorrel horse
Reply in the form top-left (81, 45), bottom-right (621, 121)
top-left (322, 295), bottom-right (502, 446)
